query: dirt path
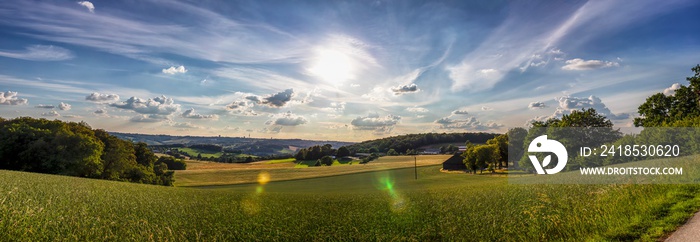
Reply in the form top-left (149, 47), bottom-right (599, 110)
top-left (665, 212), bottom-right (700, 241)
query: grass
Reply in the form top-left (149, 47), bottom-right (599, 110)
top-left (176, 155), bottom-right (451, 186)
top-left (266, 158), bottom-right (296, 164)
top-left (177, 147), bottom-right (224, 158)
top-left (2, 155), bottom-right (700, 241)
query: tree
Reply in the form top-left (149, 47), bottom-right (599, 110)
top-left (507, 127), bottom-right (527, 169)
top-left (157, 156), bottom-right (187, 170)
top-left (486, 134), bottom-right (508, 169)
top-left (134, 142), bottom-right (157, 168)
top-left (634, 65), bottom-right (700, 127)
top-left (320, 156), bottom-right (334, 166)
top-left (520, 108), bottom-right (622, 172)
top-left (386, 149), bottom-right (398, 156)
top-left (336, 146), bottom-right (350, 157)
top-left (295, 149), bottom-right (307, 161)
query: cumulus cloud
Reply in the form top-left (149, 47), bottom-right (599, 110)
top-left (0, 45), bottom-right (74, 61)
top-left (262, 89), bottom-right (293, 107)
top-left (452, 110), bottom-right (469, 115)
top-left (85, 92), bottom-right (120, 102)
top-left (434, 116), bottom-right (503, 131)
top-left (130, 114), bottom-right (169, 123)
top-left (528, 101), bottom-right (547, 109)
top-left (561, 58), bottom-right (619, 71)
top-left (35, 104), bottom-right (55, 109)
top-left (0, 91), bottom-right (28, 105)
top-left (267, 111), bottom-right (308, 126)
top-left (77, 1), bottom-right (95, 13)
top-left (110, 95), bottom-right (180, 115)
top-left (42, 110), bottom-right (60, 117)
top-left (663, 83), bottom-right (681, 96)
top-left (538, 95), bottom-right (630, 121)
top-left (391, 83), bottom-right (420, 95)
top-left (94, 109), bottom-right (106, 115)
top-left (162, 65), bottom-right (187, 74)
top-left (58, 102), bottom-right (71, 111)
top-left (225, 100), bottom-right (257, 116)
top-left (181, 108), bottom-right (218, 120)
top-left (406, 106), bottom-right (429, 113)
top-left (351, 113), bottom-right (401, 134)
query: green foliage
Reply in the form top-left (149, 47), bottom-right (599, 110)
top-left (507, 127), bottom-right (527, 169)
top-left (319, 156), bottom-right (334, 166)
top-left (348, 132), bottom-right (498, 154)
top-left (157, 156), bottom-right (187, 170)
top-left (386, 149), bottom-right (398, 156)
top-left (336, 146), bottom-right (351, 157)
top-left (295, 144), bottom-right (335, 161)
top-left (1, 163), bottom-right (698, 241)
top-left (520, 108), bottom-right (622, 172)
top-left (486, 134), bottom-right (508, 169)
top-left (462, 144), bottom-right (499, 174)
top-left (0, 117), bottom-right (173, 186)
top-left (634, 65), bottom-right (700, 127)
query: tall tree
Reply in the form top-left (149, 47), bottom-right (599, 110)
top-left (634, 65), bottom-right (700, 127)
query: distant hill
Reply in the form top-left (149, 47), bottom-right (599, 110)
top-left (109, 132), bottom-right (354, 156)
top-left (345, 132), bottom-right (500, 154)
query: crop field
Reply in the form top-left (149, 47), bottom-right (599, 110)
top-left (1, 156), bottom-right (700, 241)
top-left (175, 155), bottom-right (451, 186)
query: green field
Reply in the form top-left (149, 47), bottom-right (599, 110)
top-left (177, 147), bottom-right (224, 158)
top-left (2, 156), bottom-right (700, 241)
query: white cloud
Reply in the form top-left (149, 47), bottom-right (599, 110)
top-left (85, 92), bottom-right (120, 102)
top-left (434, 116), bottom-right (503, 131)
top-left (528, 101), bottom-right (547, 109)
top-left (350, 114), bottom-right (401, 134)
top-left (406, 106), bottom-right (429, 113)
top-left (171, 122), bottom-right (202, 130)
top-left (663, 83), bottom-right (681, 96)
top-left (0, 45), bottom-right (74, 61)
top-left (452, 110), bottom-right (469, 115)
top-left (94, 109), bottom-right (107, 115)
top-left (262, 89), bottom-right (294, 107)
top-left (58, 102), bottom-right (71, 111)
top-left (390, 83), bottom-right (420, 95)
top-left (42, 110), bottom-right (60, 117)
top-left (481, 106), bottom-right (493, 111)
top-left (267, 111), bottom-right (308, 126)
top-left (35, 104), bottom-right (55, 109)
top-left (561, 58), bottom-right (619, 70)
top-left (181, 108), bottom-right (218, 120)
top-left (162, 65), bottom-right (188, 75)
top-left (542, 95), bottom-right (630, 120)
top-left (77, 1), bottom-right (95, 13)
top-left (0, 91), bottom-right (28, 105)
top-left (130, 114), bottom-right (169, 123)
top-left (110, 95), bottom-right (180, 115)
top-left (225, 100), bottom-right (257, 116)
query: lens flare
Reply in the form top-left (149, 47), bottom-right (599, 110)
top-left (378, 176), bottom-right (407, 212)
top-left (257, 172), bottom-right (270, 185)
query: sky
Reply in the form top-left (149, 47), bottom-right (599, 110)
top-left (0, 0), bottom-right (699, 142)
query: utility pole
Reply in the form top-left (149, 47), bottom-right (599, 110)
top-left (414, 155), bottom-right (417, 180)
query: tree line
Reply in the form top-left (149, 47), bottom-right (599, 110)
top-left (464, 65), bottom-right (700, 174)
top-left (0, 117), bottom-right (184, 186)
top-left (347, 132), bottom-right (498, 154)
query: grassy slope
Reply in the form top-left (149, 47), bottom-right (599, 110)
top-left (2, 156), bottom-right (700, 241)
top-left (175, 155), bottom-right (451, 186)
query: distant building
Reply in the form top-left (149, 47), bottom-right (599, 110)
top-left (442, 154), bottom-right (466, 170)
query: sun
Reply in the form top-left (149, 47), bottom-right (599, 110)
top-left (308, 49), bottom-right (354, 84)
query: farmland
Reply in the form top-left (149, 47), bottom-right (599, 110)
top-left (1, 155), bottom-right (700, 241)
top-left (174, 155), bottom-right (451, 186)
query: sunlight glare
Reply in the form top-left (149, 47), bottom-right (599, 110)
top-left (308, 49), bottom-right (354, 84)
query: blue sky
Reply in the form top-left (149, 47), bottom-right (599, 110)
top-left (0, 0), bottom-right (699, 141)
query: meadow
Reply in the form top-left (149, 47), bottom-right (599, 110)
top-left (1, 155), bottom-right (700, 241)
